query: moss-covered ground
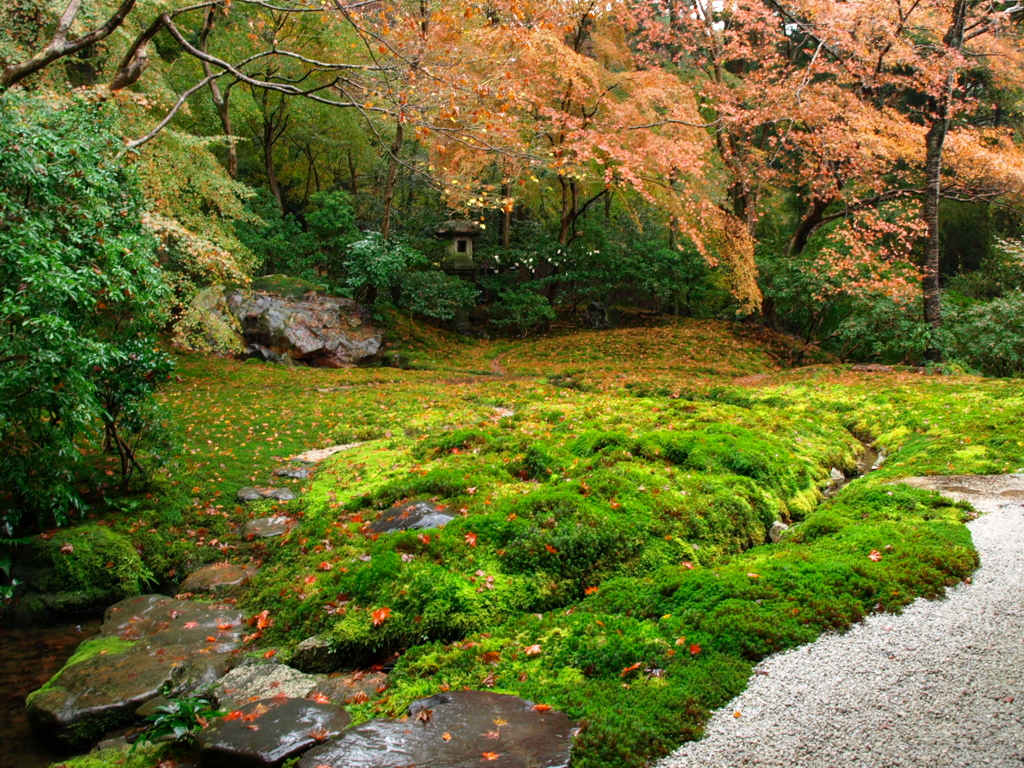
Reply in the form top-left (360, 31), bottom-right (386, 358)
top-left (42, 316), bottom-right (1024, 767)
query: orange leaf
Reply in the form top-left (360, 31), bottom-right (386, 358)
top-left (309, 692), bottom-right (331, 704)
top-left (372, 607), bottom-right (392, 626)
top-left (482, 753), bottom-right (501, 761)
top-left (689, 643), bottom-right (701, 655)
top-left (465, 532), bottom-right (478, 547)
top-left (533, 703), bottom-right (552, 712)
top-left (544, 544), bottom-right (558, 554)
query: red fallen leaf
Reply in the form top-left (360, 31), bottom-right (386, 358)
top-left (681, 561), bottom-right (694, 570)
top-left (309, 692), bottom-right (331, 704)
top-left (675, 637), bottom-right (687, 646)
top-left (416, 708), bottom-right (433, 723)
top-left (304, 575), bottom-right (317, 585)
top-left (217, 622), bottom-right (233, 631)
top-left (620, 662), bottom-right (643, 677)
top-left (746, 573), bottom-right (760, 579)
top-left (482, 752), bottom-right (501, 761)
top-left (253, 610), bottom-right (273, 630)
top-left (244, 724), bottom-right (259, 731)
top-left (609, 501), bottom-right (621, 509)
top-left (184, 621), bottom-right (199, 629)
top-left (584, 586), bottom-right (599, 595)
top-left (308, 726), bottom-right (331, 741)
top-left (372, 607), bottom-right (391, 626)
top-left (533, 703), bottom-right (552, 712)
top-left (347, 691), bottom-right (370, 704)
top-left (465, 532), bottom-right (478, 547)
top-left (524, 644), bottom-right (542, 656)
top-left (442, 732), bottom-right (452, 741)
top-left (222, 710), bottom-right (244, 721)
top-left (318, 562), bottom-right (332, 571)
top-left (868, 550), bottom-right (883, 562)
top-left (481, 651), bottom-right (501, 665)
top-left (544, 544), bottom-right (558, 554)
top-left (466, 487), bottom-right (477, 495)
top-left (690, 643), bottom-right (701, 655)
top-left (263, 649), bottom-right (278, 658)
top-left (206, 636), bottom-right (218, 642)
top-left (418, 534), bottom-right (432, 544)
top-left (481, 672), bottom-right (497, 687)
top-left (60, 543), bottom-right (74, 554)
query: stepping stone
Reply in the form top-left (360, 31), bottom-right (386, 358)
top-left (180, 563), bottom-right (259, 595)
top-left (369, 501), bottom-right (456, 534)
top-left (244, 516), bottom-right (297, 540)
top-left (309, 670), bottom-right (389, 705)
top-left (238, 487), bottom-right (296, 503)
top-left (291, 443), bottom-right (363, 464)
top-left (27, 595), bottom-right (245, 747)
top-left (297, 690), bottom-right (576, 768)
top-left (214, 663), bottom-right (323, 710)
top-left (197, 697), bottom-right (350, 768)
top-left (272, 467), bottom-right (311, 479)
top-left (290, 635), bottom-right (342, 674)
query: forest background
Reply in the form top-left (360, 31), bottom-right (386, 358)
top-left (1, 0), bottom-right (1024, 528)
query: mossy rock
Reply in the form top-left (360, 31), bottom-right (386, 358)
top-left (251, 274), bottom-right (326, 298)
top-left (8, 525), bottom-right (154, 623)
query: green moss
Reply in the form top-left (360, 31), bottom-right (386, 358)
top-left (27, 635), bottom-right (136, 708)
top-left (50, 742), bottom-right (175, 768)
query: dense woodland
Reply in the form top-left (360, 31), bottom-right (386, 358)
top-left (1, 2), bottom-right (1024, 767)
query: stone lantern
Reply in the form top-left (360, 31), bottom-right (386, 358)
top-left (434, 220), bottom-right (483, 272)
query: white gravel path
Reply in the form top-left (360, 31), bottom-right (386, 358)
top-left (659, 475), bottom-right (1024, 768)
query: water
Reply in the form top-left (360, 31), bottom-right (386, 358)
top-left (0, 620), bottom-right (100, 768)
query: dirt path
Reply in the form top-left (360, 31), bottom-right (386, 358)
top-left (660, 474), bottom-right (1024, 768)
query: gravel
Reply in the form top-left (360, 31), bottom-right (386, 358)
top-left (659, 475), bottom-right (1024, 768)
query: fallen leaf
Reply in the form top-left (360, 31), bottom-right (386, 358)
top-left (689, 643), bottom-right (701, 655)
top-left (482, 753), bottom-right (500, 761)
top-left (309, 692), bottom-right (331, 704)
top-left (372, 607), bottom-right (391, 626)
top-left (533, 703), bottom-right (552, 712)
top-left (442, 732), bottom-right (452, 741)
top-left (868, 550), bottom-right (883, 562)
top-left (465, 532), bottom-right (478, 547)
top-left (524, 644), bottom-right (542, 656)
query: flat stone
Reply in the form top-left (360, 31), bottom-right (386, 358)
top-left (244, 517), bottom-right (297, 540)
top-left (291, 443), bottom-right (363, 464)
top-left (197, 697), bottom-right (350, 768)
top-left (370, 501), bottom-right (456, 534)
top-left (237, 487), bottom-right (296, 503)
top-left (272, 467), bottom-right (311, 480)
top-left (26, 595), bottom-right (245, 747)
top-left (214, 663), bottom-right (323, 710)
top-left (309, 671), bottom-right (389, 705)
top-left (298, 690), bottom-right (576, 768)
top-left (180, 563), bottom-right (259, 595)
top-left (829, 467), bottom-right (846, 484)
top-left (290, 635), bottom-right (343, 674)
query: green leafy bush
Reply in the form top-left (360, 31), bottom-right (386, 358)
top-left (489, 287), bottom-right (555, 335)
top-left (0, 93), bottom-right (170, 533)
top-left (400, 271), bottom-right (478, 322)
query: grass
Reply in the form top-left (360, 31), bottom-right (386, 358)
top-left (36, 315), bottom-right (1024, 767)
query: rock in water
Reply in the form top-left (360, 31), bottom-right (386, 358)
top-left (179, 563), bottom-right (259, 595)
top-left (26, 595), bottom-right (244, 747)
top-left (829, 467), bottom-right (846, 484)
top-left (298, 690), bottom-right (576, 768)
top-left (369, 501), bottom-right (456, 534)
top-left (309, 671), bottom-right (389, 704)
top-left (197, 697), bottom-right (350, 768)
top-left (226, 282), bottom-right (384, 368)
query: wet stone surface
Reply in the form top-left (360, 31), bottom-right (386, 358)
top-left (309, 670), bottom-right (389, 705)
top-left (179, 563), bottom-right (259, 595)
top-left (26, 595), bottom-right (244, 748)
top-left (214, 663), bottom-right (323, 710)
top-left (244, 516), bottom-right (297, 539)
top-left (370, 501), bottom-right (456, 534)
top-left (197, 696), bottom-right (350, 768)
top-left (237, 487), bottom-right (296, 503)
top-left (298, 690), bottom-right (576, 768)
top-left (289, 635), bottom-right (341, 674)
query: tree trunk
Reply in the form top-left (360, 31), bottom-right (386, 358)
top-left (787, 196), bottom-right (831, 256)
top-left (500, 182), bottom-right (512, 248)
top-left (347, 148), bottom-right (359, 196)
top-left (264, 116), bottom-right (283, 213)
top-left (198, 8), bottom-right (236, 178)
top-left (381, 120), bottom-right (404, 240)
top-left (922, 119), bottom-right (946, 339)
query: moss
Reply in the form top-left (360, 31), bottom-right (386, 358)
top-left (251, 273), bottom-right (325, 297)
top-left (26, 635), bottom-right (136, 708)
top-left (50, 742), bottom-right (176, 768)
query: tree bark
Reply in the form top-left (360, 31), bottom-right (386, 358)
top-left (787, 196), bottom-right (831, 256)
top-left (198, 7), bottom-right (237, 178)
top-left (380, 119), bottom-right (404, 239)
top-left (1, 0), bottom-right (137, 88)
top-left (264, 115), bottom-right (284, 213)
top-left (500, 181), bottom-right (512, 248)
top-left (347, 148), bottom-right (359, 196)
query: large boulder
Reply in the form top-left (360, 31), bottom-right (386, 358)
top-left (174, 284), bottom-right (247, 355)
top-left (26, 595), bottom-right (244, 748)
top-left (226, 277), bottom-right (384, 367)
top-left (213, 663), bottom-right (323, 710)
top-left (298, 690), bottom-right (576, 768)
